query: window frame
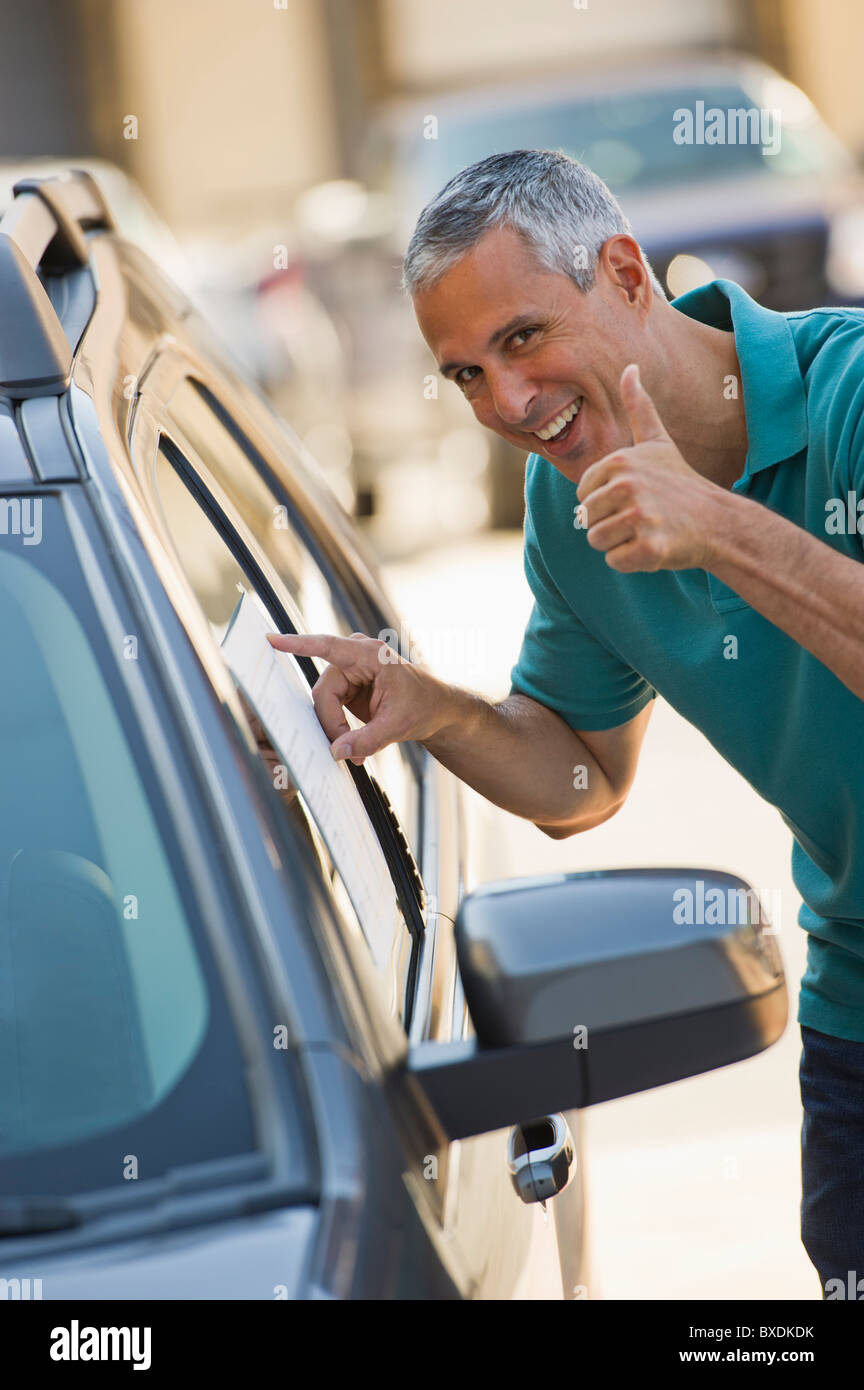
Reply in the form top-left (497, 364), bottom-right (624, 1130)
top-left (134, 402), bottom-right (426, 1026)
top-left (171, 374), bottom-right (425, 780)
top-left (127, 342), bottom-right (470, 1220)
top-left (156, 377), bottom-right (424, 847)
top-left (160, 372), bottom-right (427, 885)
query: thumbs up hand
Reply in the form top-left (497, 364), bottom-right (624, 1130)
top-left (576, 363), bottom-right (719, 573)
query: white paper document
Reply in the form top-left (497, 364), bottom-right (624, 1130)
top-left (221, 592), bottom-right (402, 969)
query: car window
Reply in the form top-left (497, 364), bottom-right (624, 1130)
top-left (0, 501), bottom-right (256, 1194)
top-left (162, 375), bottom-right (420, 856)
top-left (276, 763), bottom-right (412, 1019)
top-left (151, 442), bottom-right (415, 1018)
top-left (395, 83), bottom-right (851, 208)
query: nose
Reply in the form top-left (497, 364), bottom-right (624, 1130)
top-left (486, 367), bottom-right (537, 429)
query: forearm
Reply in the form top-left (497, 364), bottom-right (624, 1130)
top-left (420, 686), bottom-right (622, 829)
top-left (705, 490), bottom-right (864, 702)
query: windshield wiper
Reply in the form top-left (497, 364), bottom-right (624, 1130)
top-left (0, 1198), bottom-right (80, 1235)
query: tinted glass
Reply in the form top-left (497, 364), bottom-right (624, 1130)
top-left (153, 446), bottom-right (413, 1016)
top-left (0, 499), bottom-right (256, 1195)
top-left (164, 376), bottom-right (420, 854)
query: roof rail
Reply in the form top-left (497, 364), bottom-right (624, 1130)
top-left (0, 169), bottom-right (115, 400)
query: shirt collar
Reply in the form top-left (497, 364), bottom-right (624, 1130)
top-left (670, 277), bottom-right (808, 477)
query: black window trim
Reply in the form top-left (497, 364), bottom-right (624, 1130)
top-left (185, 375), bottom-right (425, 783)
top-left (157, 433), bottom-right (427, 1027)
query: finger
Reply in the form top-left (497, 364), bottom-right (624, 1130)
top-left (580, 475), bottom-right (633, 524)
top-left (586, 512), bottom-right (638, 553)
top-left (312, 668), bottom-right (354, 744)
top-left (577, 452), bottom-right (624, 502)
top-left (267, 630), bottom-right (379, 676)
top-left (331, 712), bottom-right (401, 764)
top-left (575, 458), bottom-right (605, 502)
top-left (620, 363), bottom-right (669, 444)
top-left (604, 537), bottom-right (651, 573)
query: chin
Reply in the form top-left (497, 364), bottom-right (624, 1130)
top-left (555, 441), bottom-right (596, 482)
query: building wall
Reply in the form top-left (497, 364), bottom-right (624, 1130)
top-left (9, 0), bottom-right (855, 245)
top-left (100, 0), bottom-right (341, 237)
top-left (779, 0), bottom-right (864, 153)
top-left (378, 0), bottom-right (740, 90)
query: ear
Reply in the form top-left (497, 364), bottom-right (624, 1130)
top-left (598, 234), bottom-right (653, 307)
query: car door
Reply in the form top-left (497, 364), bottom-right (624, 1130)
top-left (129, 344), bottom-right (568, 1296)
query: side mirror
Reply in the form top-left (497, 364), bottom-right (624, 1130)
top-left (407, 868), bottom-right (786, 1141)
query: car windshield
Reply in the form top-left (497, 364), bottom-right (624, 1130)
top-left (390, 83), bottom-right (849, 210)
top-left (0, 498), bottom-right (257, 1198)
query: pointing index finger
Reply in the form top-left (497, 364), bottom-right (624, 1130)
top-left (267, 630), bottom-right (378, 674)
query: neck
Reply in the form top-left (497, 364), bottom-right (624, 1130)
top-left (646, 303), bottom-right (748, 489)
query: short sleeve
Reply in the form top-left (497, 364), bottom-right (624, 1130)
top-left (841, 372), bottom-right (864, 513)
top-left (814, 325), bottom-right (864, 555)
top-left (509, 481), bottom-right (656, 731)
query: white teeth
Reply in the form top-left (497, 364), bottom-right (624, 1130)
top-left (535, 397), bottom-right (582, 441)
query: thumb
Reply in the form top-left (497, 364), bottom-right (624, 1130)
top-left (330, 719), bottom-right (388, 765)
top-left (621, 363), bottom-right (669, 444)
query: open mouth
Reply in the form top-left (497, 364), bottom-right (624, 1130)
top-left (531, 396), bottom-right (583, 452)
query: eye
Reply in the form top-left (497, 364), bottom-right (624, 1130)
top-left (455, 365), bottom-right (480, 387)
top-left (509, 326), bottom-right (538, 348)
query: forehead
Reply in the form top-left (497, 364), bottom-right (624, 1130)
top-left (412, 225), bottom-right (566, 359)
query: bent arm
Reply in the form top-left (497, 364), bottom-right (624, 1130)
top-left (266, 631), bottom-right (651, 838)
top-left (421, 688), bottom-right (652, 836)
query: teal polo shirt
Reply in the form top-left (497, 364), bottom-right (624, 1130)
top-left (510, 277), bottom-right (864, 1043)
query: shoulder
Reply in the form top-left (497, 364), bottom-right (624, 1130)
top-left (787, 307), bottom-right (864, 465)
top-left (787, 304), bottom-right (864, 380)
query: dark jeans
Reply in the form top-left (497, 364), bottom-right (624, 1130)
top-left (800, 1023), bottom-right (864, 1298)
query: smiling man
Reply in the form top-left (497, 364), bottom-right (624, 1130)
top-left (270, 149), bottom-right (864, 1294)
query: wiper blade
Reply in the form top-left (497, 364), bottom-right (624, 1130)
top-left (0, 1198), bottom-right (80, 1235)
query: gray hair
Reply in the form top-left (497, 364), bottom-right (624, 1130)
top-left (401, 148), bottom-right (665, 299)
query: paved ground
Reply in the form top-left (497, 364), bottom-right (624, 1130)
top-left (382, 528), bottom-right (819, 1300)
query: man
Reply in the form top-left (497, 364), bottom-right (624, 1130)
top-left (270, 149), bottom-right (864, 1295)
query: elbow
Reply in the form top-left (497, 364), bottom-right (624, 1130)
top-left (533, 795), bottom-right (625, 839)
top-left (535, 819), bottom-right (580, 841)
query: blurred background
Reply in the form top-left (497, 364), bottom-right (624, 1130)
top-left (3, 0), bottom-right (864, 552)
top-left (3, 0), bottom-right (858, 1297)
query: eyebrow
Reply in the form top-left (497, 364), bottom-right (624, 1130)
top-left (438, 313), bottom-right (537, 378)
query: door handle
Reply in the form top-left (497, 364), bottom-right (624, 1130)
top-left (507, 1113), bottom-right (575, 1205)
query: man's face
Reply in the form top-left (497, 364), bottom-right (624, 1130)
top-left (413, 224), bottom-right (651, 485)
